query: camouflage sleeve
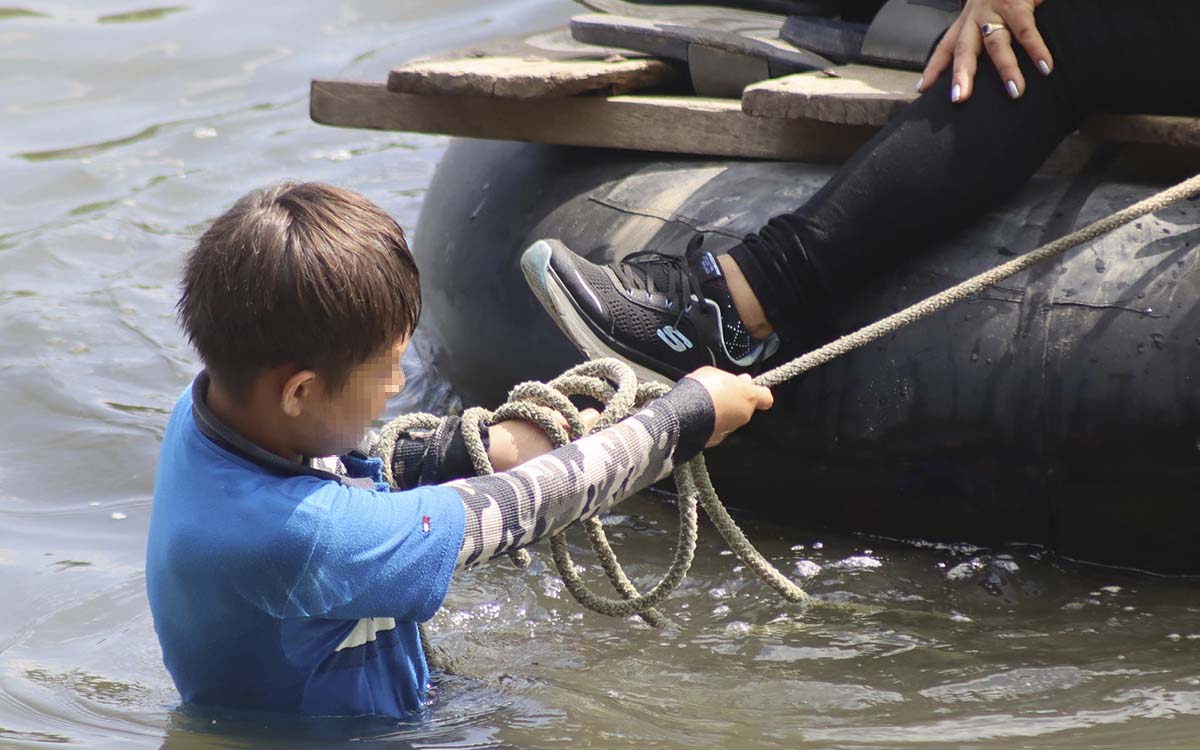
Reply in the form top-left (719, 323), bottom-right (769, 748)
top-left (446, 378), bottom-right (714, 570)
top-left (387, 415), bottom-right (484, 489)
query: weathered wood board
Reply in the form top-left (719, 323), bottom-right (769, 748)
top-left (743, 64), bottom-right (918, 125)
top-left (743, 65), bottom-right (1200, 149)
top-left (570, 12), bottom-right (829, 79)
top-left (569, 3), bottom-right (833, 97)
top-left (1083, 114), bottom-right (1200, 151)
top-left (388, 27), bottom-right (684, 99)
top-left (311, 79), bottom-right (876, 162)
top-left (388, 56), bottom-right (681, 99)
top-left (777, 0), bottom-right (957, 71)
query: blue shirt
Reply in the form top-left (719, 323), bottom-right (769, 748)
top-left (146, 374), bottom-right (466, 719)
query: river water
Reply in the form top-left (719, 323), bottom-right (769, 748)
top-left (2, 1), bottom-right (1199, 748)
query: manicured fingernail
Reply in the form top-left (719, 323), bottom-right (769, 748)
top-left (914, 75), bottom-right (924, 93)
top-left (950, 83), bottom-right (961, 102)
top-left (1006, 79), bottom-right (1020, 99)
top-left (1037, 59), bottom-right (1051, 76)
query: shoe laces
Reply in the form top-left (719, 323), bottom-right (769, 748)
top-left (612, 237), bottom-right (708, 324)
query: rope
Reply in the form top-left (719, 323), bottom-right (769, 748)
top-left (380, 171), bottom-right (1200, 632)
top-left (378, 359), bottom-right (801, 627)
top-left (752, 172), bottom-right (1200, 388)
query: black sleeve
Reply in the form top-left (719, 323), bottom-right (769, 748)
top-left (387, 416), bottom-right (489, 489)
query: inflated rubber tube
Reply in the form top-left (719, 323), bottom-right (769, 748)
top-left (412, 138), bottom-right (1200, 573)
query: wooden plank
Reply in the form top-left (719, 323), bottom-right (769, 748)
top-left (570, 12), bottom-right (829, 78)
top-left (387, 27), bottom-right (684, 99)
top-left (743, 65), bottom-right (918, 126)
top-left (1084, 115), bottom-right (1200, 150)
top-left (743, 65), bottom-right (1200, 149)
top-left (569, 3), bottom-right (834, 96)
top-left (387, 56), bottom-right (680, 99)
top-left (311, 79), bottom-right (876, 162)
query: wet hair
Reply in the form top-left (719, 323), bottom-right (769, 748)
top-left (177, 181), bottom-right (420, 400)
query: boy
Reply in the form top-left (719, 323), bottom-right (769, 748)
top-left (146, 181), bottom-right (772, 720)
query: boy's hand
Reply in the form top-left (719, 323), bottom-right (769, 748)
top-left (684, 366), bottom-right (774, 447)
top-left (488, 409), bottom-right (601, 471)
top-left (487, 365), bottom-right (770, 469)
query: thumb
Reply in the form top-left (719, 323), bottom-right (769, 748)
top-left (738, 373), bottom-right (773, 409)
top-left (754, 384), bottom-right (774, 410)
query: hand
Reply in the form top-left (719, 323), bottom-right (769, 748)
top-left (684, 367), bottom-right (774, 447)
top-left (487, 408), bottom-right (601, 471)
top-left (917, 0), bottom-right (1053, 104)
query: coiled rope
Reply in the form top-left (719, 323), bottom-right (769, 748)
top-left (376, 171), bottom-right (1200, 629)
top-left (375, 359), bottom-right (789, 628)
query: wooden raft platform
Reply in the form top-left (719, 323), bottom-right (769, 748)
top-left (745, 65), bottom-right (1200, 149)
top-left (312, 81), bottom-right (875, 162)
top-left (312, 29), bottom-right (1200, 160)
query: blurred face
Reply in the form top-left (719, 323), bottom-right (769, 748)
top-left (302, 336), bottom-right (409, 457)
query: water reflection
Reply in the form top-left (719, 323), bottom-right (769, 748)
top-left (2, 0), bottom-right (1200, 748)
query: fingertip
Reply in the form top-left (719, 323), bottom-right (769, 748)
top-left (922, 54), bottom-right (948, 88)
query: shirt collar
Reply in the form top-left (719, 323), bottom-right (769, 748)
top-left (191, 370), bottom-right (343, 483)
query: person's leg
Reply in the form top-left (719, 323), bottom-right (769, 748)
top-left (521, 0), bottom-right (1200, 380)
top-left (718, 254), bottom-right (773, 339)
top-left (731, 0), bottom-right (1200, 343)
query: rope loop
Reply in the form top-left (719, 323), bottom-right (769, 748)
top-left (378, 358), bottom-right (809, 626)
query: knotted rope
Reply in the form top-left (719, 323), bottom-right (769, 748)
top-left (378, 171), bottom-right (1200, 629)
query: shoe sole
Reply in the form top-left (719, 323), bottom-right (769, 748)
top-left (520, 239), bottom-right (676, 386)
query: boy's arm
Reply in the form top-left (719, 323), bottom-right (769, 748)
top-left (444, 378), bottom-right (715, 570)
top-left (269, 372), bottom-right (762, 624)
top-left (264, 382), bottom-right (709, 623)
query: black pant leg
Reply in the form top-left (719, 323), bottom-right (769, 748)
top-left (731, 0), bottom-right (1200, 342)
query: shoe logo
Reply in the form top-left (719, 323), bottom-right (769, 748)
top-left (656, 326), bottom-right (693, 352)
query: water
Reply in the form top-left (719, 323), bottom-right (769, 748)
top-left (2, 2), bottom-right (1199, 747)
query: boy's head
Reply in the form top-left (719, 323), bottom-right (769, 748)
top-left (178, 181), bottom-right (419, 457)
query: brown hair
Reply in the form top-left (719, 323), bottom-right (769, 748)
top-left (177, 181), bottom-right (420, 399)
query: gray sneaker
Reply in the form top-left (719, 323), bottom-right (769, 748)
top-left (521, 237), bottom-right (779, 384)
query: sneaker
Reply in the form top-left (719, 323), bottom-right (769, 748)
top-left (520, 237), bottom-right (779, 384)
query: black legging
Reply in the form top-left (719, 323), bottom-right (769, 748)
top-left (730, 0), bottom-right (1200, 343)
